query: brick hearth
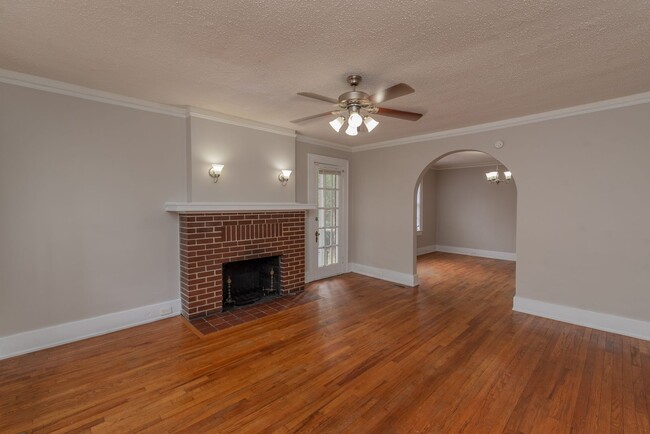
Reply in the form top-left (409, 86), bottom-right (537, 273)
top-left (179, 211), bottom-right (306, 319)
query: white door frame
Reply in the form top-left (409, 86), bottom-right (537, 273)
top-left (306, 153), bottom-right (349, 282)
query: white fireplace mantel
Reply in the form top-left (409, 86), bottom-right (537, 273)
top-left (164, 202), bottom-right (316, 213)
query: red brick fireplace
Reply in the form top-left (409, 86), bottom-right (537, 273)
top-left (178, 211), bottom-right (306, 319)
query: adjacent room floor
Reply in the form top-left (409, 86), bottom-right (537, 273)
top-left (1, 253), bottom-right (648, 433)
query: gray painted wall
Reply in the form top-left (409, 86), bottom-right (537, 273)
top-left (0, 83), bottom-right (186, 336)
top-left (434, 166), bottom-right (516, 253)
top-left (189, 116), bottom-right (296, 203)
top-left (350, 102), bottom-right (650, 322)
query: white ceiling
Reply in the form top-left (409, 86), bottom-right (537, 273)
top-left (1, 1), bottom-right (649, 147)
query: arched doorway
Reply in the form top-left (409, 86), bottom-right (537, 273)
top-left (413, 150), bottom-right (517, 286)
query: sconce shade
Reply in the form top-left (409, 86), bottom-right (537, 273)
top-left (208, 163), bottom-right (224, 182)
top-left (278, 169), bottom-right (292, 186)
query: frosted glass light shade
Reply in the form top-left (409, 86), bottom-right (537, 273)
top-left (364, 116), bottom-right (379, 132)
top-left (348, 106), bottom-right (363, 128)
top-left (208, 163), bottom-right (224, 182)
top-left (345, 125), bottom-right (358, 136)
top-left (329, 116), bottom-right (345, 132)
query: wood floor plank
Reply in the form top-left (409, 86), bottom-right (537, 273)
top-left (1, 252), bottom-right (648, 433)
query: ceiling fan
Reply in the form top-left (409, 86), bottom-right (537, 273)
top-left (292, 75), bottom-right (423, 136)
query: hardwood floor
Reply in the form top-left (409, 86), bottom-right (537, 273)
top-left (1, 253), bottom-right (649, 433)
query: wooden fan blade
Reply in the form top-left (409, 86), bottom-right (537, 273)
top-left (291, 112), bottom-right (335, 123)
top-left (375, 107), bottom-right (423, 121)
top-left (297, 92), bottom-right (339, 104)
top-left (370, 83), bottom-right (415, 104)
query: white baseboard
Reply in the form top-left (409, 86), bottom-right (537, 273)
top-left (513, 296), bottom-right (650, 341)
top-left (0, 299), bottom-right (181, 360)
top-left (416, 244), bottom-right (437, 256)
top-left (349, 263), bottom-right (419, 287)
top-left (433, 245), bottom-right (516, 261)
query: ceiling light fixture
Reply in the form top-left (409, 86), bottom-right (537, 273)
top-left (297, 75), bottom-right (424, 137)
top-left (485, 165), bottom-right (512, 184)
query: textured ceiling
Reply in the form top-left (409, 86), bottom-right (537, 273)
top-left (1, 1), bottom-right (649, 147)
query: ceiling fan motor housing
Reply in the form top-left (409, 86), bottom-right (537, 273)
top-left (338, 90), bottom-right (373, 110)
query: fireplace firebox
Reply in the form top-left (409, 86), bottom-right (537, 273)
top-left (222, 256), bottom-right (280, 309)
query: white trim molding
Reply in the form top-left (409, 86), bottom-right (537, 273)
top-left (4, 68), bottom-right (650, 154)
top-left (416, 244), bottom-right (438, 256)
top-left (433, 245), bottom-right (516, 261)
top-left (513, 296), bottom-right (650, 341)
top-left (349, 263), bottom-right (419, 287)
top-left (187, 107), bottom-right (296, 138)
top-left (165, 202), bottom-right (316, 212)
top-left (0, 68), bottom-right (186, 118)
top-left (0, 299), bottom-right (181, 360)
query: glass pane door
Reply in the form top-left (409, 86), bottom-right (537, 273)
top-left (317, 169), bottom-right (341, 268)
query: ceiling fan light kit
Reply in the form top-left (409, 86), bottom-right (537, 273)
top-left (293, 74), bottom-right (423, 136)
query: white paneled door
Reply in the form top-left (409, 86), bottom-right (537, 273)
top-left (307, 154), bottom-right (348, 281)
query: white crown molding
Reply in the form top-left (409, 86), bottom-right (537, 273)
top-left (513, 296), bottom-right (650, 341)
top-left (187, 107), bottom-right (296, 138)
top-left (0, 68), bottom-right (186, 117)
top-left (347, 91), bottom-right (650, 153)
top-left (0, 299), bottom-right (181, 360)
top-left (295, 134), bottom-right (352, 152)
top-left (165, 202), bottom-right (316, 212)
top-left (349, 262), bottom-right (419, 287)
top-left (5, 67), bottom-right (649, 152)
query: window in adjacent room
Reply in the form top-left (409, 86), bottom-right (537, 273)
top-left (416, 180), bottom-right (423, 234)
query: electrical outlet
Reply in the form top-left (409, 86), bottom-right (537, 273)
top-left (160, 306), bottom-right (172, 316)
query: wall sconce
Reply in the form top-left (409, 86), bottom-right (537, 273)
top-left (278, 170), bottom-right (292, 186)
top-left (208, 164), bottom-right (224, 183)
